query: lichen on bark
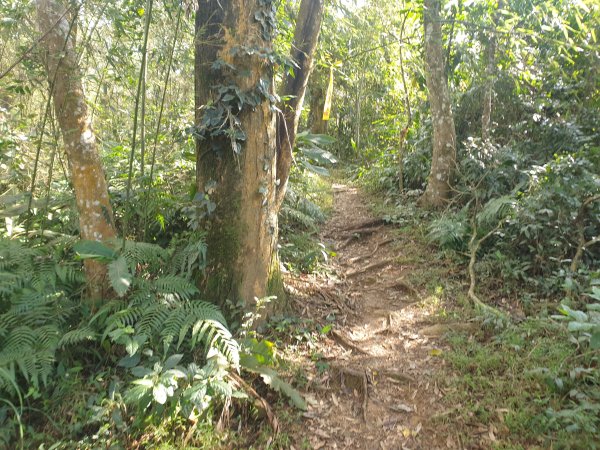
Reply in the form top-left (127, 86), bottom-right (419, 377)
top-left (420, 0), bottom-right (457, 209)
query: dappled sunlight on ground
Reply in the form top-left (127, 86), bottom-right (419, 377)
top-left (285, 184), bottom-right (456, 449)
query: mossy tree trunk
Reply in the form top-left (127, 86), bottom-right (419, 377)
top-left (275, 0), bottom-right (324, 209)
top-left (37, 0), bottom-right (116, 301)
top-left (420, 0), bottom-right (457, 208)
top-left (195, 0), bottom-right (279, 312)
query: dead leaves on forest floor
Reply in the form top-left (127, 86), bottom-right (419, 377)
top-left (282, 184), bottom-right (463, 450)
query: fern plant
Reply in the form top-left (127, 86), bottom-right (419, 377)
top-left (428, 211), bottom-right (470, 251)
top-left (0, 238), bottom-right (83, 396)
top-left (1, 234), bottom-right (306, 443)
top-left (281, 188), bottom-right (326, 232)
top-left (71, 237), bottom-right (240, 367)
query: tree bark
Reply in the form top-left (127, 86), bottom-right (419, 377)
top-left (195, 0), bottom-right (279, 311)
top-left (309, 84), bottom-right (328, 134)
top-left (481, 0), bottom-right (502, 141)
top-left (37, 0), bottom-right (116, 301)
top-left (275, 0), bottom-right (324, 209)
top-left (420, 0), bottom-right (457, 208)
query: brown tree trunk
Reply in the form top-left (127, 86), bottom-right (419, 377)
top-left (309, 84), bottom-right (328, 134)
top-left (275, 0), bottom-right (324, 209)
top-left (195, 0), bottom-right (279, 311)
top-left (398, 14), bottom-right (412, 192)
top-left (420, 0), bottom-right (457, 208)
top-left (37, 0), bottom-right (116, 301)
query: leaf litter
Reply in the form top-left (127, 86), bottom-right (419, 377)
top-left (283, 184), bottom-right (458, 449)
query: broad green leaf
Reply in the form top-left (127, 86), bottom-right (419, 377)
top-left (257, 366), bottom-right (307, 410)
top-left (73, 240), bottom-right (117, 261)
top-left (163, 369), bottom-right (187, 379)
top-left (296, 131), bottom-right (336, 147)
top-left (108, 256), bottom-right (132, 297)
top-left (164, 354), bottom-right (184, 370)
top-left (132, 378), bottom-right (153, 388)
top-left (131, 366), bottom-right (154, 378)
top-left (301, 147), bottom-right (338, 165)
top-left (301, 160), bottom-right (330, 177)
top-left (590, 332), bottom-right (600, 350)
top-left (567, 321), bottom-right (595, 332)
top-left (240, 356), bottom-right (306, 410)
top-left (559, 305), bottom-right (588, 322)
top-left (118, 353), bottom-right (141, 368)
top-left (153, 383), bottom-right (168, 404)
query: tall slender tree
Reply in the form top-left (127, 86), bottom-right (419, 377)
top-left (37, 0), bottom-right (116, 300)
top-left (481, 0), bottom-right (503, 141)
top-left (420, 0), bottom-right (457, 208)
top-left (275, 0), bottom-right (324, 209)
top-left (195, 0), bottom-right (279, 310)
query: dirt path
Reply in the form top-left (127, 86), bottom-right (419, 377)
top-left (288, 184), bottom-right (453, 449)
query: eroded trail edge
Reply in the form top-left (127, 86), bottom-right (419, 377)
top-left (288, 184), bottom-right (453, 450)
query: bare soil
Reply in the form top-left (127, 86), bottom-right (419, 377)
top-left (285, 184), bottom-right (457, 449)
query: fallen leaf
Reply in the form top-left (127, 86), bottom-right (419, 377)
top-left (430, 348), bottom-right (443, 356)
top-left (414, 422), bottom-right (422, 436)
top-left (390, 403), bottom-right (413, 413)
top-left (314, 429), bottom-right (331, 439)
top-left (402, 428), bottom-right (412, 438)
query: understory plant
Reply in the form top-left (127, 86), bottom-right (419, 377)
top-left (0, 235), bottom-right (305, 447)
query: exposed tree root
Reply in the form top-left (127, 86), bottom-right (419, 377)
top-left (329, 365), bottom-right (369, 422)
top-left (318, 289), bottom-right (349, 312)
top-left (338, 227), bottom-right (383, 249)
top-left (340, 226), bottom-right (383, 238)
top-left (331, 329), bottom-right (371, 355)
top-left (349, 237), bottom-right (394, 263)
top-left (385, 279), bottom-right (420, 299)
top-left (341, 218), bottom-right (386, 231)
top-left (381, 369), bottom-right (415, 384)
top-left (345, 257), bottom-right (396, 278)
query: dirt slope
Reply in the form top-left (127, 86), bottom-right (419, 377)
top-left (287, 184), bottom-right (456, 449)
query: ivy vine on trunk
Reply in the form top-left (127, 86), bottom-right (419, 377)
top-left (194, 0), bottom-right (279, 313)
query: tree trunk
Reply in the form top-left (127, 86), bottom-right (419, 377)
top-left (37, 0), bottom-right (116, 301)
top-left (195, 0), bottom-right (279, 311)
top-left (275, 0), bottom-right (324, 209)
top-left (420, 0), bottom-right (457, 208)
top-left (398, 13), bottom-right (412, 192)
top-left (309, 84), bottom-right (328, 134)
top-left (481, 0), bottom-right (502, 141)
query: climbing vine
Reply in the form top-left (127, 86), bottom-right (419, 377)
top-left (193, 0), bottom-right (291, 161)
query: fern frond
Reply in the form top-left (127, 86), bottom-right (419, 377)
top-left (58, 325), bottom-right (97, 348)
top-left (121, 241), bottom-right (169, 272)
top-left (152, 275), bottom-right (198, 301)
top-left (428, 215), bottom-right (470, 251)
top-left (137, 303), bottom-right (171, 337)
top-left (477, 195), bottom-right (516, 226)
top-left (169, 239), bottom-right (207, 279)
top-left (31, 257), bottom-right (57, 290)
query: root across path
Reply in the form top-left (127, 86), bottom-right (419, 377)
top-left (287, 184), bottom-right (455, 449)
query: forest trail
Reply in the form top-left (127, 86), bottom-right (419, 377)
top-left (287, 184), bottom-right (455, 449)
